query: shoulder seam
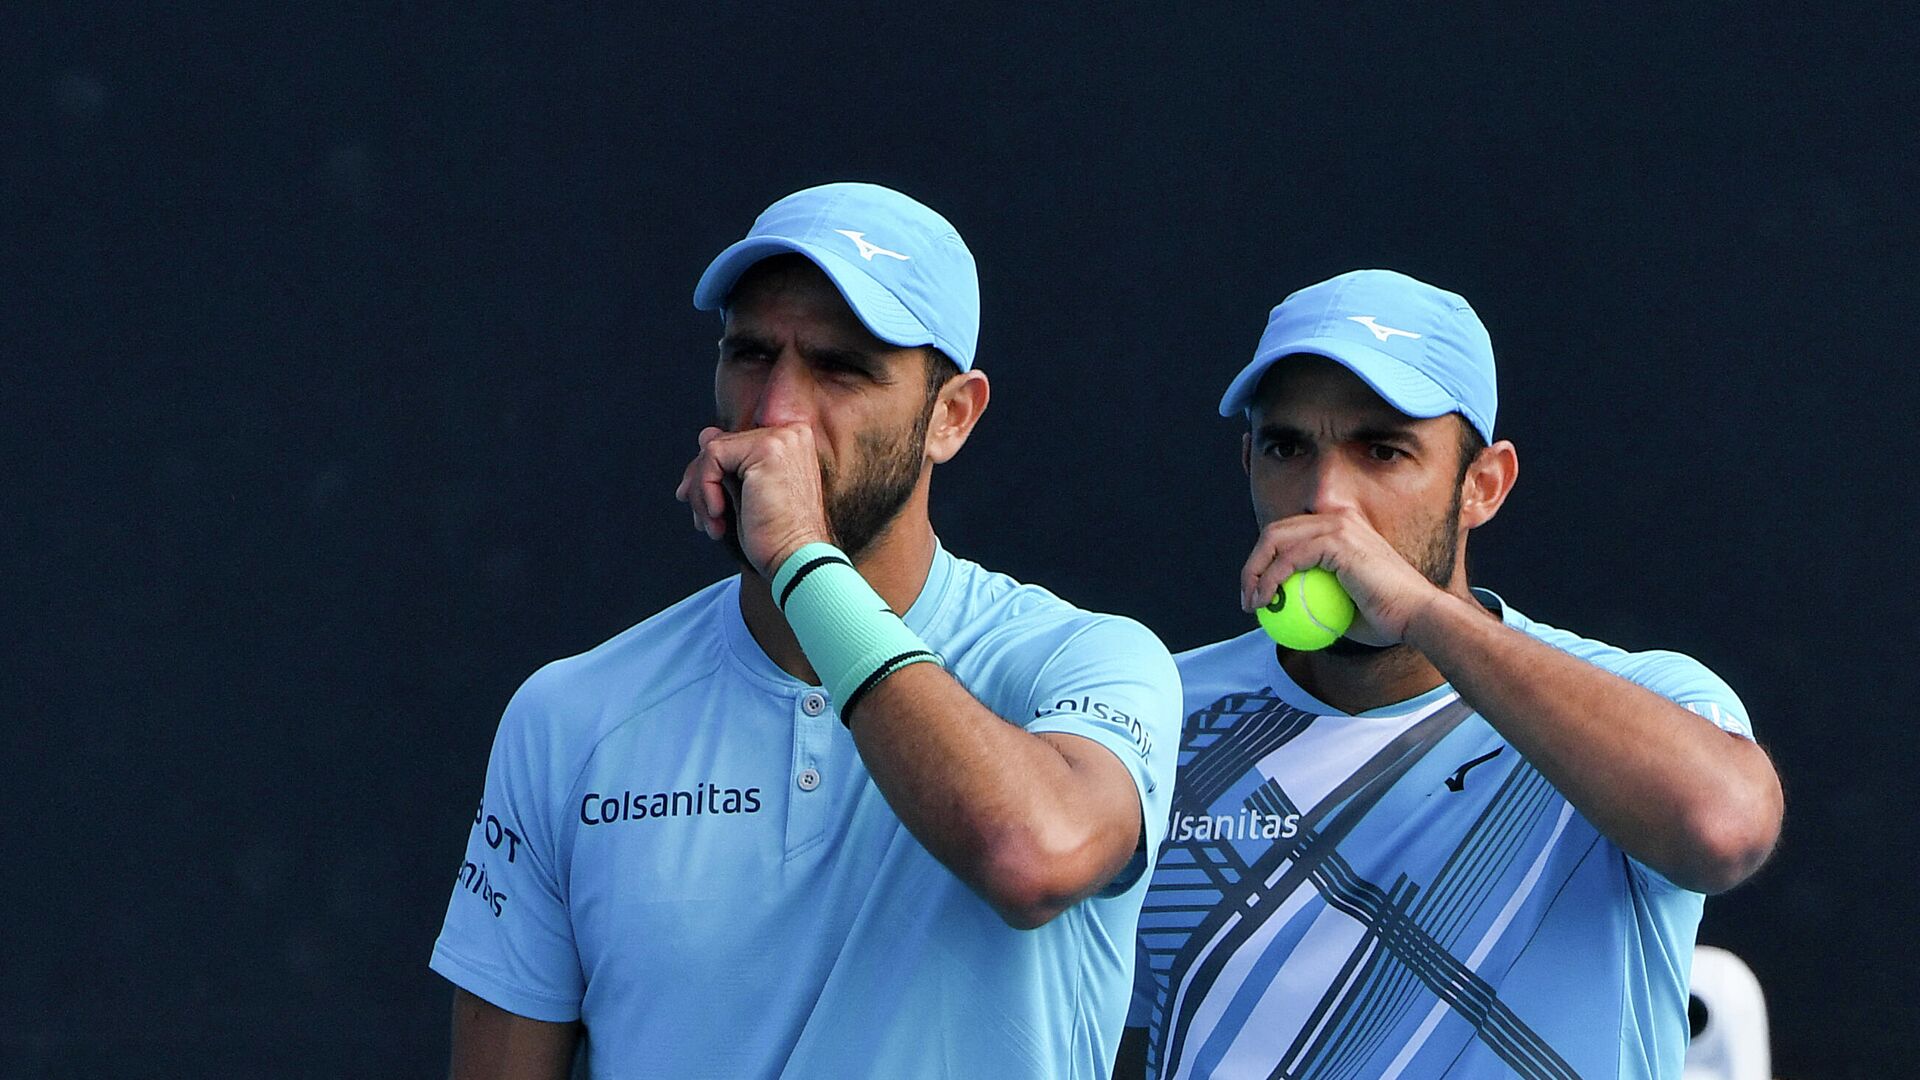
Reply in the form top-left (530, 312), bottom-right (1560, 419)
top-left (536, 645), bottom-right (731, 875)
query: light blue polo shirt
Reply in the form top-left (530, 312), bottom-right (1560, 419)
top-left (432, 544), bottom-right (1182, 1079)
top-left (1130, 591), bottom-right (1754, 1080)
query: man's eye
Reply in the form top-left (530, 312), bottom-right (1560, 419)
top-left (1264, 440), bottom-right (1304, 459)
top-left (824, 359), bottom-right (864, 375)
top-left (1369, 444), bottom-right (1404, 462)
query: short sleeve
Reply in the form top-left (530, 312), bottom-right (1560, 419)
top-left (1617, 649), bottom-right (1755, 741)
top-left (1608, 649), bottom-right (1757, 893)
top-left (1021, 617), bottom-right (1183, 894)
top-left (429, 668), bottom-right (586, 1022)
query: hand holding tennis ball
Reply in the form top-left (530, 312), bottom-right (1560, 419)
top-left (1257, 567), bottom-right (1356, 650)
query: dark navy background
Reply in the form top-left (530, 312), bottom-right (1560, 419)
top-left (8, 6), bottom-right (1913, 1077)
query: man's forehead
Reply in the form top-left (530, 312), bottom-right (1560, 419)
top-left (1252, 354), bottom-right (1411, 424)
top-left (722, 259), bottom-right (874, 344)
top-left (727, 257), bottom-right (841, 313)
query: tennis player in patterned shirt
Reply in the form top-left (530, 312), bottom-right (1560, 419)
top-left (1119, 270), bottom-right (1782, 1080)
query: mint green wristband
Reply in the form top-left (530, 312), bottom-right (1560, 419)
top-left (770, 543), bottom-right (942, 724)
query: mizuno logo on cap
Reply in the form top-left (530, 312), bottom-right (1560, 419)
top-left (1349, 315), bottom-right (1422, 342)
top-left (834, 229), bottom-right (911, 262)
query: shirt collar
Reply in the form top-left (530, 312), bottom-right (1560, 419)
top-left (720, 540), bottom-right (956, 690)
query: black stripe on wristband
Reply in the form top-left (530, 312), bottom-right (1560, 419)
top-left (776, 553), bottom-right (854, 611)
top-left (839, 649), bottom-right (939, 727)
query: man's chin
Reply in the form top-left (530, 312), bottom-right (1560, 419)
top-left (1322, 636), bottom-right (1400, 659)
top-left (717, 504), bottom-right (904, 578)
top-left (720, 528), bottom-right (758, 577)
top-left (1321, 612), bottom-right (1399, 658)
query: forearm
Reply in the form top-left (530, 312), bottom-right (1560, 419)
top-left (1404, 592), bottom-right (1781, 892)
top-left (768, 542), bottom-right (1143, 924)
top-left (849, 663), bottom-right (1139, 927)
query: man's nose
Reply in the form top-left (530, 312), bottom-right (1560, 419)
top-left (1301, 452), bottom-right (1359, 515)
top-left (752, 355), bottom-right (814, 428)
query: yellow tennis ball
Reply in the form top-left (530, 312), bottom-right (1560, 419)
top-left (1257, 567), bottom-right (1357, 651)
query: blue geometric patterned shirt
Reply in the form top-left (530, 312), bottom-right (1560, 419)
top-left (1130, 591), bottom-right (1752, 1079)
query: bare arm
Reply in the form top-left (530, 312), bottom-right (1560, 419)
top-left (849, 662), bottom-right (1146, 928)
top-left (449, 987), bottom-right (580, 1080)
top-left (677, 418), bottom-right (1163, 929)
top-left (1244, 504), bottom-right (1782, 895)
top-left (1405, 592), bottom-right (1782, 893)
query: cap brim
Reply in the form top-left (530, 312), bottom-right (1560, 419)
top-left (692, 236), bottom-right (933, 349)
top-left (1218, 336), bottom-right (1460, 421)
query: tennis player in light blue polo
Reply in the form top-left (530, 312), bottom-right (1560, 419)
top-left (1118, 270), bottom-right (1784, 1079)
top-left (432, 183), bottom-right (1182, 1079)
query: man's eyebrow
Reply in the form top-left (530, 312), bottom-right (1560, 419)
top-left (801, 342), bottom-right (883, 371)
top-left (1348, 422), bottom-right (1421, 445)
top-left (719, 331), bottom-right (775, 353)
top-left (1253, 422), bottom-right (1305, 444)
top-left (1253, 420), bottom-right (1420, 444)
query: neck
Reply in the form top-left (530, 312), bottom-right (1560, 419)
top-left (737, 494), bottom-right (938, 684)
top-left (1278, 580), bottom-right (1493, 714)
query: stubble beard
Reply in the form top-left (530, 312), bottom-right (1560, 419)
top-left (718, 401), bottom-right (933, 573)
top-left (818, 402), bottom-right (931, 562)
top-left (1321, 486), bottom-right (1464, 660)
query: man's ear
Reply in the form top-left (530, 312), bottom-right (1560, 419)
top-left (1461, 439), bottom-right (1519, 530)
top-left (1241, 431), bottom-right (1253, 476)
top-left (926, 371), bottom-right (990, 465)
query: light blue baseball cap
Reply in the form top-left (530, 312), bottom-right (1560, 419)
top-left (1218, 269), bottom-right (1497, 441)
top-left (693, 182), bottom-right (980, 370)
